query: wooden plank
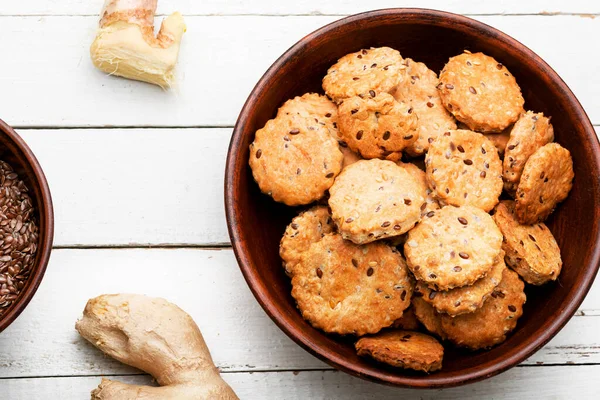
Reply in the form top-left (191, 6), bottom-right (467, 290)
top-left (0, 15), bottom-right (598, 128)
top-left (19, 128), bottom-right (231, 247)
top-left (2, 0), bottom-right (599, 16)
top-left (0, 248), bottom-right (598, 379)
top-left (1, 366), bottom-right (600, 399)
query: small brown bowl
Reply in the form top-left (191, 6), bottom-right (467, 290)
top-left (0, 119), bottom-right (54, 333)
top-left (225, 9), bottom-right (600, 388)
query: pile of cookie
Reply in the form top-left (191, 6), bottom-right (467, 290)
top-left (249, 47), bottom-right (574, 373)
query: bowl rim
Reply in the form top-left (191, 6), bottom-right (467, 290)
top-left (225, 8), bottom-right (600, 388)
top-left (0, 119), bottom-right (54, 333)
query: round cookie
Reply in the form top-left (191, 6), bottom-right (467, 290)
top-left (425, 129), bottom-right (502, 212)
top-left (393, 58), bottom-right (457, 156)
top-left (398, 162), bottom-right (440, 217)
top-left (277, 93), bottom-right (340, 140)
top-left (440, 268), bottom-right (526, 350)
top-left (356, 330), bottom-right (443, 372)
top-left (503, 111), bottom-right (554, 193)
top-left (280, 206), bottom-right (335, 276)
top-left (493, 200), bottom-right (562, 285)
top-left (416, 254), bottom-right (506, 316)
top-left (391, 306), bottom-right (420, 330)
top-left (338, 92), bottom-right (418, 161)
top-left (404, 205), bottom-right (503, 290)
top-left (277, 93), bottom-right (362, 169)
top-left (515, 143), bottom-right (574, 224)
top-left (438, 52), bottom-right (524, 133)
top-left (291, 234), bottom-right (414, 336)
top-left (322, 47), bottom-right (404, 103)
top-left (329, 159), bottom-right (425, 244)
top-left (249, 115), bottom-right (343, 206)
top-left (412, 297), bottom-right (446, 339)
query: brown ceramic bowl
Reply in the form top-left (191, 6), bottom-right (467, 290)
top-left (0, 119), bottom-right (54, 333)
top-left (225, 9), bottom-right (600, 387)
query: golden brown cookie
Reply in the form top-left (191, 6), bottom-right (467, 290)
top-left (425, 129), bottom-right (503, 212)
top-left (515, 143), bottom-right (574, 224)
top-left (393, 58), bottom-right (457, 156)
top-left (277, 93), bottom-right (339, 140)
top-left (280, 206), bottom-right (335, 276)
top-left (493, 200), bottom-right (562, 285)
top-left (438, 52), bottom-right (524, 133)
top-left (416, 254), bottom-right (506, 316)
top-left (503, 111), bottom-right (554, 193)
top-left (291, 234), bottom-right (413, 335)
top-left (323, 47), bottom-right (404, 103)
top-left (278, 93), bottom-right (361, 169)
top-left (329, 159), bottom-right (425, 244)
top-left (404, 205), bottom-right (503, 290)
top-left (440, 268), bottom-right (526, 350)
top-left (356, 330), bottom-right (443, 372)
top-left (391, 305), bottom-right (420, 330)
top-left (249, 115), bottom-right (343, 206)
top-left (398, 162), bottom-right (440, 217)
top-left (412, 297), bottom-right (446, 339)
top-left (338, 93), bottom-right (418, 161)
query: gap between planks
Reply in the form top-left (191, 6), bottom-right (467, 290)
top-left (0, 13), bottom-right (598, 18)
top-left (1, 363), bottom-right (598, 382)
top-left (52, 244), bottom-right (232, 250)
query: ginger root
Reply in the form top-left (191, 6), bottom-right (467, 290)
top-left (90, 0), bottom-right (186, 88)
top-left (76, 294), bottom-right (238, 400)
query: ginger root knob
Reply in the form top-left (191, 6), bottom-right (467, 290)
top-left (90, 0), bottom-right (186, 88)
top-left (76, 294), bottom-right (238, 400)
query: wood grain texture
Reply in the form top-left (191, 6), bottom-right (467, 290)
top-left (0, 248), bottom-right (597, 379)
top-left (19, 128), bottom-right (230, 247)
top-left (0, 15), bottom-right (598, 128)
top-left (2, 0), bottom-right (599, 16)
top-left (1, 366), bottom-right (599, 399)
top-left (17, 127), bottom-right (600, 247)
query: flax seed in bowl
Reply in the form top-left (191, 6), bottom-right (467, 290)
top-left (226, 9), bottom-right (600, 388)
top-left (0, 119), bottom-right (53, 333)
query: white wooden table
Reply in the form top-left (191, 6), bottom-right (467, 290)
top-left (1, 1), bottom-right (599, 398)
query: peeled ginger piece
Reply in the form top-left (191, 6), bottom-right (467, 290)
top-left (90, 0), bottom-right (186, 89)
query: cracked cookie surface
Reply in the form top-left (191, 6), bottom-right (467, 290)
top-left (291, 234), bottom-right (413, 336)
